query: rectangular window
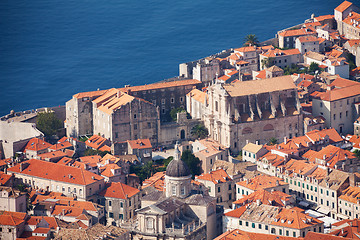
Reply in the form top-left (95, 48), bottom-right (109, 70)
top-left (121, 202), bottom-right (123, 208)
top-left (119, 214), bottom-right (123, 219)
top-left (218, 187), bottom-right (221, 193)
top-left (239, 220), bottom-right (242, 225)
top-left (259, 224), bottom-right (262, 229)
top-left (245, 222), bottom-right (249, 227)
top-left (109, 212), bottom-right (114, 218)
top-left (109, 200), bottom-right (112, 206)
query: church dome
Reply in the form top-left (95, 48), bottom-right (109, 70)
top-left (166, 158), bottom-right (191, 177)
top-left (165, 142), bottom-right (191, 177)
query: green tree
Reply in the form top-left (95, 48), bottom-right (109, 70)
top-left (181, 150), bottom-right (201, 178)
top-left (354, 149), bottom-right (360, 159)
top-left (191, 124), bottom-right (209, 139)
top-left (244, 34), bottom-right (259, 47)
top-left (308, 62), bottom-right (321, 73)
top-left (346, 52), bottom-right (356, 71)
top-left (268, 137), bottom-right (278, 146)
top-left (36, 112), bottom-right (62, 137)
top-left (83, 148), bottom-right (110, 157)
top-left (169, 107), bottom-right (186, 122)
top-left (261, 57), bottom-right (275, 69)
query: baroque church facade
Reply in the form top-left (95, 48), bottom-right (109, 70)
top-left (132, 143), bottom-right (218, 240)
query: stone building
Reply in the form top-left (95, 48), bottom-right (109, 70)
top-left (66, 89), bottom-right (108, 138)
top-left (335, 1), bottom-right (360, 39)
top-left (312, 78), bottom-right (360, 135)
top-left (179, 58), bottom-right (221, 85)
top-left (223, 202), bottom-right (324, 238)
top-left (278, 28), bottom-right (316, 49)
top-left (92, 88), bottom-right (160, 146)
top-left (0, 186), bottom-right (26, 212)
top-left (99, 182), bottom-right (141, 227)
top-left (186, 89), bottom-right (207, 120)
top-left (132, 143), bottom-right (217, 240)
top-left (120, 79), bottom-right (202, 122)
top-left (7, 159), bottom-right (105, 201)
top-left (259, 49), bottom-right (302, 71)
top-left (203, 75), bottom-right (303, 153)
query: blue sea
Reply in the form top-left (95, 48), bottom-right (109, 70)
top-left (0, 0), bottom-right (353, 116)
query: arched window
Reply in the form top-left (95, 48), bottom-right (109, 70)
top-left (271, 228), bottom-right (276, 234)
top-left (242, 127), bottom-right (253, 134)
top-left (263, 124), bottom-right (274, 131)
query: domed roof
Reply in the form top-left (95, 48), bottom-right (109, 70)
top-left (166, 158), bottom-right (191, 177)
top-left (165, 142), bottom-right (191, 177)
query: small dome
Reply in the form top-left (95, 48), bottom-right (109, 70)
top-left (166, 159), bottom-right (191, 177)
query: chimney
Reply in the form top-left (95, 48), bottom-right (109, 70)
top-left (323, 154), bottom-right (326, 160)
top-left (256, 199), bottom-right (261, 206)
top-left (276, 180), bottom-right (280, 186)
top-left (255, 141), bottom-right (259, 145)
top-left (284, 137), bottom-right (287, 144)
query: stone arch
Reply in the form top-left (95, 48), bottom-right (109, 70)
top-left (263, 124), bottom-right (274, 131)
top-left (242, 127), bottom-right (253, 134)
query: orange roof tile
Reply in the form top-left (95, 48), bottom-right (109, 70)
top-left (0, 211), bottom-right (26, 226)
top-left (37, 150), bottom-right (67, 160)
top-left (314, 15), bottom-right (334, 21)
top-left (49, 141), bottom-right (73, 151)
top-left (236, 175), bottom-right (287, 191)
top-left (187, 89), bottom-right (207, 104)
top-left (297, 35), bottom-right (320, 43)
top-left (305, 145), bottom-right (355, 168)
top-left (93, 88), bottom-right (136, 115)
top-left (100, 164), bottom-right (122, 177)
top-left (233, 189), bottom-right (292, 207)
top-left (0, 172), bottom-right (12, 185)
top-left (85, 135), bottom-right (110, 150)
top-left (335, 1), bottom-right (353, 12)
top-left (142, 171), bottom-right (165, 191)
top-left (234, 46), bottom-right (258, 53)
top-left (99, 182), bottom-right (139, 199)
top-left (271, 207), bottom-right (323, 229)
top-left (73, 89), bottom-right (108, 99)
top-left (8, 159), bottom-right (103, 186)
top-left (127, 139), bottom-right (152, 150)
top-left (339, 186), bottom-right (360, 204)
top-left (215, 229), bottom-right (300, 240)
top-left (279, 28), bottom-right (314, 37)
top-left (26, 216), bottom-right (58, 230)
top-left (319, 84), bottom-right (360, 101)
top-left (196, 169), bottom-right (232, 184)
top-left (24, 138), bottom-right (52, 152)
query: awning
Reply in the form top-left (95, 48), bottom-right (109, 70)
top-left (316, 206), bottom-right (330, 215)
top-left (299, 201), bottom-right (310, 207)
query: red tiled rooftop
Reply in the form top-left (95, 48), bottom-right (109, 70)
top-left (99, 182), bottom-right (139, 199)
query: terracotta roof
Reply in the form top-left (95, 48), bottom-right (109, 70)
top-left (283, 159), bottom-right (316, 176)
top-left (279, 28), bottom-right (314, 37)
top-left (0, 172), bottom-right (12, 185)
top-left (236, 174), bottom-right (287, 191)
top-left (331, 77), bottom-right (360, 88)
top-left (187, 89), bottom-right (207, 104)
top-left (51, 205), bottom-right (86, 217)
top-left (8, 159), bottom-right (103, 186)
top-left (37, 150), bottom-right (67, 160)
top-left (100, 164), bottom-right (122, 178)
top-left (346, 39), bottom-right (360, 47)
top-left (305, 145), bottom-right (355, 168)
top-left (343, 11), bottom-right (360, 30)
top-left (0, 211), bottom-right (26, 226)
top-left (98, 145), bottom-right (111, 152)
top-left (254, 69), bottom-right (266, 79)
top-left (79, 155), bottom-right (102, 165)
top-left (24, 138), bottom-right (52, 152)
top-left (73, 89), bottom-right (108, 99)
top-left (99, 182), bottom-right (139, 199)
top-left (214, 229), bottom-right (299, 240)
top-left (142, 171), bottom-right (165, 191)
top-left (57, 157), bottom-right (74, 165)
top-left (233, 189), bottom-right (292, 207)
top-left (314, 14), bottom-right (334, 21)
top-left (304, 51), bottom-right (325, 61)
top-left (196, 169), bottom-right (232, 184)
top-left (119, 79), bottom-right (201, 93)
top-left (234, 46), bottom-right (258, 53)
top-left (319, 84), bottom-right (360, 101)
top-left (26, 216), bottom-right (58, 230)
top-left (306, 128), bottom-right (343, 144)
top-left (224, 205), bottom-right (247, 218)
top-left (49, 141), bottom-right (73, 151)
top-left (298, 80), bottom-right (313, 88)
top-left (85, 135), bottom-right (110, 150)
top-left (335, 1), bottom-right (353, 13)
top-left (127, 139), bottom-right (152, 150)
top-left (350, 66), bottom-right (360, 76)
top-left (222, 75), bottom-right (296, 97)
top-left (271, 207), bottom-right (323, 229)
top-left (92, 88), bottom-right (136, 115)
top-left (297, 35), bottom-right (319, 43)
top-left (261, 48), bottom-right (300, 58)
top-left (329, 219), bottom-right (360, 239)
top-left (195, 138), bottom-right (227, 157)
top-left (339, 186), bottom-right (360, 204)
